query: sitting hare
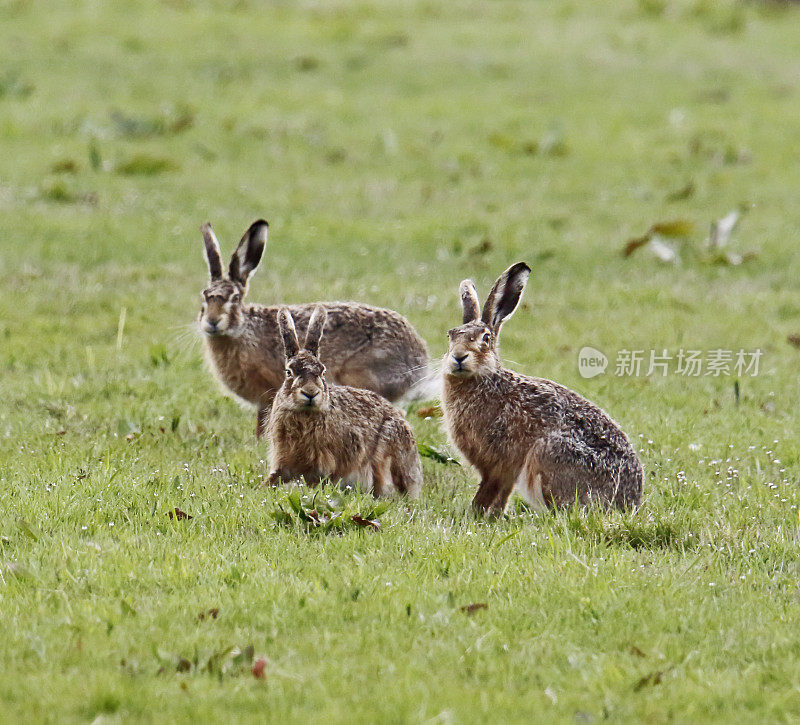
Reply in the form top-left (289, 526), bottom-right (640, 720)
top-left (442, 262), bottom-right (643, 514)
top-left (199, 220), bottom-right (428, 437)
top-left (266, 306), bottom-right (423, 498)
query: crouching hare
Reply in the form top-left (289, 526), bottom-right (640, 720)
top-left (265, 306), bottom-right (423, 498)
top-left (442, 263), bottom-right (643, 514)
top-left (199, 220), bottom-right (428, 437)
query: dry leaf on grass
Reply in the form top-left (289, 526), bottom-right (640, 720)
top-left (634, 669), bottom-right (664, 691)
top-left (252, 657), bottom-right (268, 680)
top-left (649, 220), bottom-right (694, 237)
top-left (198, 608), bottom-right (219, 621)
top-left (666, 181), bottom-right (695, 202)
top-left (649, 238), bottom-right (678, 263)
top-left (416, 405), bottom-right (443, 418)
top-left (704, 209), bottom-right (757, 265)
top-left (708, 210), bottom-right (739, 249)
top-left (622, 220), bottom-right (692, 262)
top-left (351, 515), bottom-right (381, 531)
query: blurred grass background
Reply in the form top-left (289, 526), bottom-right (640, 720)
top-left (2, 0), bottom-right (800, 721)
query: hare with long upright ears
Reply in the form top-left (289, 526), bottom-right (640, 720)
top-left (266, 307), bottom-right (423, 498)
top-left (442, 263), bottom-right (643, 514)
top-left (198, 220), bottom-right (428, 437)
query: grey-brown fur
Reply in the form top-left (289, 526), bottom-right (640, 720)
top-left (442, 263), bottom-right (643, 514)
top-left (198, 220), bottom-right (428, 437)
top-left (266, 307), bottom-right (423, 498)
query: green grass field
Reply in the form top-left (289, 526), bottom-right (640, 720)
top-left (3, 0), bottom-right (800, 721)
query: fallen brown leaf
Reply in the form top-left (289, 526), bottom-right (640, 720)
top-left (460, 602), bottom-right (488, 614)
top-left (252, 657), bottom-right (267, 679)
top-left (351, 515), bottom-right (381, 531)
top-left (787, 334), bottom-right (800, 348)
top-left (623, 219), bottom-right (694, 258)
top-left (167, 508), bottom-right (192, 521)
top-left (710, 251), bottom-right (758, 266)
top-left (666, 181), bottom-right (695, 202)
top-left (623, 235), bottom-right (651, 257)
top-left (416, 405), bottom-right (443, 418)
top-left (198, 607), bottom-right (219, 621)
top-left (634, 669), bottom-right (663, 691)
top-left (650, 219), bottom-right (694, 237)
top-left (469, 239), bottom-right (493, 256)
top-left (307, 509), bottom-right (326, 526)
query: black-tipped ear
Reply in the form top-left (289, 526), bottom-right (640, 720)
top-left (481, 262), bottom-right (530, 333)
top-left (200, 223), bottom-right (223, 280)
top-left (304, 306), bottom-right (327, 357)
top-left (229, 219), bottom-right (268, 288)
top-left (460, 280), bottom-right (480, 324)
top-left (277, 307), bottom-right (300, 361)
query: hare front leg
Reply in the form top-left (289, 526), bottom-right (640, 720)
top-left (370, 458), bottom-right (391, 498)
top-left (489, 478), bottom-right (516, 514)
top-left (472, 473), bottom-right (500, 513)
top-left (472, 472), bottom-right (515, 515)
top-left (262, 468), bottom-right (297, 487)
top-left (300, 472), bottom-right (329, 488)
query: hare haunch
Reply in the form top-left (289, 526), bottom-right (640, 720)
top-left (198, 220), bottom-right (428, 437)
top-left (442, 263), bottom-right (643, 514)
top-left (265, 307), bottom-right (423, 498)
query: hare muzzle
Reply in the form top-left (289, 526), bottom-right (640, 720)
top-left (448, 349), bottom-right (471, 375)
top-left (200, 281), bottom-right (242, 337)
top-left (296, 382), bottom-right (324, 409)
top-left (201, 300), bottom-right (228, 335)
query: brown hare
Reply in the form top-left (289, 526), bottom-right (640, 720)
top-left (441, 262), bottom-right (643, 514)
top-left (265, 306), bottom-right (423, 498)
top-left (198, 220), bottom-right (429, 437)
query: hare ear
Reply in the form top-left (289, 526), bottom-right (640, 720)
top-left (481, 262), bottom-right (530, 333)
top-left (304, 306), bottom-right (327, 356)
top-left (229, 219), bottom-right (268, 288)
top-left (460, 280), bottom-right (480, 323)
top-left (277, 307), bottom-right (300, 360)
top-left (200, 223), bottom-right (223, 280)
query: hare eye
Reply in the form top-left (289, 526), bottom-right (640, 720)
top-left (482, 333), bottom-right (491, 344)
top-left (285, 369), bottom-right (292, 377)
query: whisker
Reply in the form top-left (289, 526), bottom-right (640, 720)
top-left (167, 323), bottom-right (203, 358)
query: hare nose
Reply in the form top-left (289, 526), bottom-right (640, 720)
top-left (301, 390), bottom-right (318, 401)
top-left (453, 353), bottom-right (468, 364)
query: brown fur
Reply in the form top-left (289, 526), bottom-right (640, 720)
top-left (198, 220), bottom-right (428, 437)
top-left (266, 307), bottom-right (423, 497)
top-left (442, 264), bottom-right (643, 514)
